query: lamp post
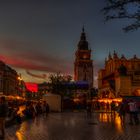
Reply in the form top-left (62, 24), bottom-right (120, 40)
top-left (17, 73), bottom-right (23, 97)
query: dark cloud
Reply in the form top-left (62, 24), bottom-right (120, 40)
top-left (0, 0), bottom-right (47, 4)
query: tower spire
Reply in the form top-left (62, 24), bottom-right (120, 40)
top-left (108, 52), bottom-right (112, 59)
top-left (113, 50), bottom-right (118, 59)
top-left (80, 26), bottom-right (86, 41)
top-left (82, 26), bottom-right (85, 33)
top-left (77, 27), bottom-right (88, 50)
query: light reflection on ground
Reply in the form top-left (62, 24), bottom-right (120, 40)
top-left (16, 131), bottom-right (23, 140)
top-left (98, 112), bottom-right (123, 133)
top-left (17, 106), bottom-right (26, 117)
top-left (5, 112), bottom-right (140, 140)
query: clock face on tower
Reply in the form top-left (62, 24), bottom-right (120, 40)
top-left (83, 54), bottom-right (88, 59)
top-left (83, 54), bottom-right (87, 59)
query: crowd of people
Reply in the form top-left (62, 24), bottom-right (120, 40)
top-left (22, 100), bottom-right (50, 119)
top-left (87, 98), bottom-right (140, 125)
top-left (0, 96), bottom-right (50, 139)
top-left (118, 99), bottom-right (139, 125)
top-left (0, 95), bottom-right (140, 138)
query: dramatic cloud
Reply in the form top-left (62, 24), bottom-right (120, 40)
top-left (0, 38), bottom-right (104, 85)
top-left (0, 39), bottom-right (73, 74)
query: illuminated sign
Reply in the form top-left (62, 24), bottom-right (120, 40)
top-left (25, 82), bottom-right (38, 92)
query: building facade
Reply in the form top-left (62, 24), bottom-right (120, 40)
top-left (98, 51), bottom-right (140, 97)
top-left (74, 28), bottom-right (93, 88)
top-left (0, 60), bottom-right (19, 96)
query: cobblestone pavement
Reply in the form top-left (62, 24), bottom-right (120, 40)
top-left (3, 112), bottom-right (140, 140)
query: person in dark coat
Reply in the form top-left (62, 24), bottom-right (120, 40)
top-left (86, 102), bottom-right (92, 118)
top-left (118, 101), bottom-right (127, 125)
top-left (0, 96), bottom-right (8, 138)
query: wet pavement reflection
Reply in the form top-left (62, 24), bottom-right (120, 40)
top-left (4, 112), bottom-right (140, 140)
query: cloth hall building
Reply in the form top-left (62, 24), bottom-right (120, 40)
top-left (98, 51), bottom-right (140, 98)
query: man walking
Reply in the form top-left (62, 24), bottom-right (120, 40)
top-left (86, 101), bottom-right (92, 118)
top-left (128, 100), bottom-right (139, 125)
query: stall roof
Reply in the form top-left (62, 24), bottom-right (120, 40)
top-left (122, 96), bottom-right (140, 101)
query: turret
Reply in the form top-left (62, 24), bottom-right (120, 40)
top-left (108, 52), bottom-right (112, 60)
top-left (113, 50), bottom-right (118, 59)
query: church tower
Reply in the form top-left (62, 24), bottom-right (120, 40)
top-left (74, 27), bottom-right (93, 88)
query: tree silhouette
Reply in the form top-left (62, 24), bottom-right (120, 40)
top-left (48, 72), bottom-right (72, 96)
top-left (102, 0), bottom-right (140, 32)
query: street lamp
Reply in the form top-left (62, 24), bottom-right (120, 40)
top-left (17, 74), bottom-right (22, 97)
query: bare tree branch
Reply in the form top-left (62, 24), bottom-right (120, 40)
top-left (102, 0), bottom-right (140, 32)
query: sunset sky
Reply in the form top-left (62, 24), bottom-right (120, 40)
top-left (0, 0), bottom-right (140, 87)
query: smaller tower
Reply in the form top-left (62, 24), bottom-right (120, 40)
top-left (113, 50), bottom-right (118, 59)
top-left (108, 52), bottom-right (112, 60)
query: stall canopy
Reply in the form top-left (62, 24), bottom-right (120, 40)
top-left (66, 81), bottom-right (89, 89)
top-left (122, 96), bottom-right (140, 101)
top-left (43, 93), bottom-right (61, 112)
